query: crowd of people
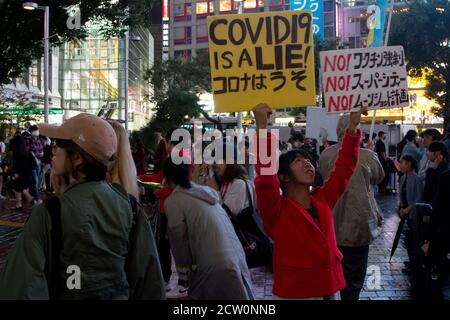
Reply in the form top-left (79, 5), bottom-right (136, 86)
top-left (0, 110), bottom-right (449, 301)
top-left (393, 126), bottom-right (450, 300)
top-left (0, 126), bottom-right (54, 210)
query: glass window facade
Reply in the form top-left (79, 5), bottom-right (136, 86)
top-left (30, 61), bottom-right (39, 88)
top-left (62, 38), bottom-right (121, 113)
top-left (220, 0), bottom-right (232, 12)
top-left (196, 1), bottom-right (209, 14)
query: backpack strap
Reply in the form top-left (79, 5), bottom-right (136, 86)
top-left (44, 196), bottom-right (62, 300)
top-left (241, 179), bottom-right (254, 212)
top-left (123, 193), bottom-right (139, 285)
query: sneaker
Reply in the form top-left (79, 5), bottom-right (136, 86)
top-left (164, 282), bottom-right (171, 293)
top-left (166, 285), bottom-right (188, 299)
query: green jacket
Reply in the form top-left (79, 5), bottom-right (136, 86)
top-left (0, 179), bottom-right (165, 300)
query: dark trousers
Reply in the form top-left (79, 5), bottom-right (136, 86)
top-left (404, 221), bottom-right (429, 299)
top-left (338, 245), bottom-right (370, 300)
top-left (378, 160), bottom-right (390, 192)
top-left (158, 214), bottom-right (172, 283)
top-left (44, 171), bottom-right (52, 192)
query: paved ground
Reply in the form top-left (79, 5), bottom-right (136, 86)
top-left (0, 193), bottom-right (411, 300)
top-left (235, 193), bottom-right (411, 300)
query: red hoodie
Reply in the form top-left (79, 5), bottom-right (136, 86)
top-left (255, 129), bottom-right (361, 298)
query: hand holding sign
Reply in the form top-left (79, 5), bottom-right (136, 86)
top-left (348, 106), bottom-right (368, 135)
top-left (252, 103), bottom-right (272, 130)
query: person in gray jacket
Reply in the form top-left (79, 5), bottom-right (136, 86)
top-left (163, 157), bottom-right (253, 300)
top-left (319, 115), bottom-right (385, 300)
top-left (397, 154), bottom-right (424, 298)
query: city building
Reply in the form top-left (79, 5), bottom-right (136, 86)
top-left (1, 26), bottom-right (155, 132)
top-left (168, 0), bottom-right (340, 59)
top-left (342, 0), bottom-right (409, 49)
top-left (166, 0), bottom-right (442, 127)
top-left (167, 0), bottom-right (341, 123)
top-left (61, 26), bottom-right (155, 131)
top-left (0, 47), bottom-right (63, 126)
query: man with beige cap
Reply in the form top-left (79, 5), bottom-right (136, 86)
top-left (0, 113), bottom-right (165, 300)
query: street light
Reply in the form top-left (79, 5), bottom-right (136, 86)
top-left (124, 33), bottom-right (141, 133)
top-left (22, 2), bottom-right (39, 10)
top-left (22, 2), bottom-right (50, 124)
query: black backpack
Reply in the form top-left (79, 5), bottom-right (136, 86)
top-left (222, 180), bottom-right (273, 269)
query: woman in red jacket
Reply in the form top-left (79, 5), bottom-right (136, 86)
top-left (252, 103), bottom-right (366, 300)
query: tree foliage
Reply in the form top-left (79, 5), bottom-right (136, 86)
top-left (390, 0), bottom-right (450, 127)
top-left (0, 0), bottom-right (159, 84)
top-left (0, 86), bottom-right (40, 129)
top-left (137, 50), bottom-right (215, 148)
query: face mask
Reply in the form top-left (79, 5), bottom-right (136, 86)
top-left (31, 130), bottom-right (39, 137)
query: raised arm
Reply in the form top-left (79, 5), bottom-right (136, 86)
top-left (253, 103), bottom-right (282, 238)
top-left (317, 108), bottom-right (366, 209)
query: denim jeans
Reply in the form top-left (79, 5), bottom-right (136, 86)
top-left (30, 166), bottom-right (41, 201)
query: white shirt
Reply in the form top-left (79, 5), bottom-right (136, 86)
top-left (220, 179), bottom-right (256, 216)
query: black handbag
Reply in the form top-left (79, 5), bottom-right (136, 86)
top-left (223, 180), bottom-right (273, 269)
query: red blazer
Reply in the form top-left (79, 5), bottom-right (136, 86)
top-left (255, 129), bottom-right (361, 298)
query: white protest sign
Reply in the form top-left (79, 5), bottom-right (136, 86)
top-left (306, 107), bottom-right (340, 142)
top-left (320, 46), bottom-right (409, 113)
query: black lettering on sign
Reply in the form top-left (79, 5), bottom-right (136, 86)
top-left (285, 44), bottom-right (303, 69)
top-left (222, 51), bottom-right (233, 69)
top-left (304, 45), bottom-right (311, 64)
top-left (275, 45), bottom-right (283, 70)
top-left (209, 19), bottom-right (227, 45)
top-left (265, 16), bottom-right (273, 45)
top-left (213, 77), bottom-right (227, 94)
top-left (245, 17), bottom-right (264, 45)
top-left (238, 49), bottom-right (253, 68)
top-left (291, 13), bottom-right (298, 44)
top-left (213, 51), bottom-right (219, 70)
top-left (255, 47), bottom-right (274, 70)
top-left (229, 19), bottom-right (246, 45)
top-left (298, 13), bottom-right (311, 44)
top-left (274, 15), bottom-right (291, 45)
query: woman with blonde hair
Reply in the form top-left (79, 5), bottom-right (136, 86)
top-left (107, 120), bottom-right (139, 199)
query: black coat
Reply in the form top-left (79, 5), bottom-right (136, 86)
top-left (423, 163), bottom-right (449, 206)
top-left (11, 153), bottom-right (35, 192)
top-left (428, 167), bottom-right (450, 268)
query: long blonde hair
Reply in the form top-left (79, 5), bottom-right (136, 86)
top-left (107, 120), bottom-right (139, 198)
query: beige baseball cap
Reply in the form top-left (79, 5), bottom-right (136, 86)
top-left (39, 113), bottom-right (117, 166)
